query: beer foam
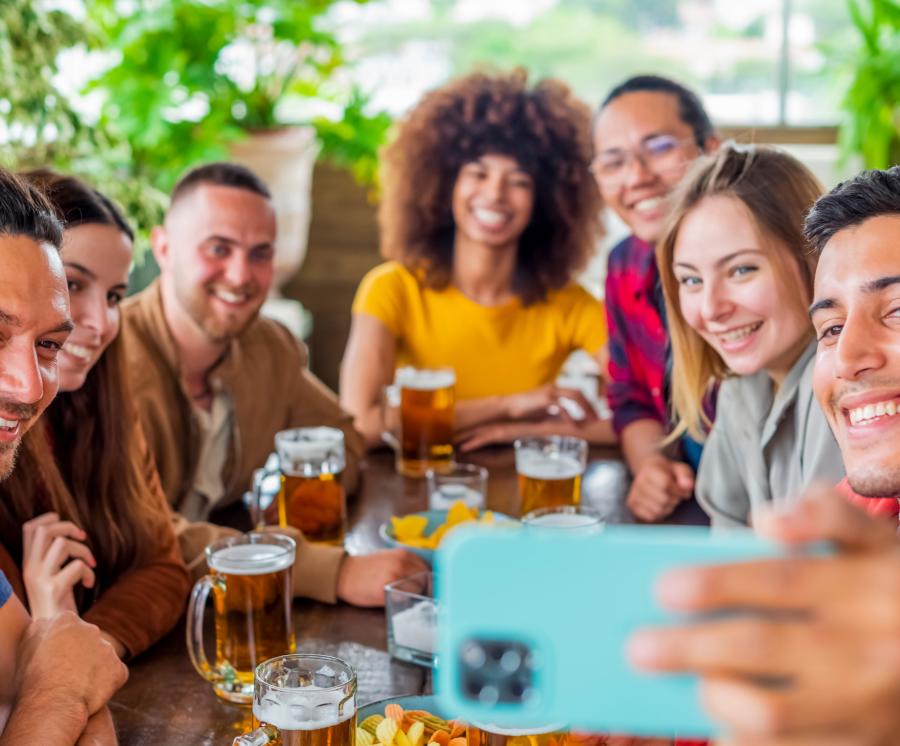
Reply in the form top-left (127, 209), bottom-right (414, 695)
top-left (515, 452), bottom-right (583, 480)
top-left (472, 722), bottom-right (566, 736)
top-left (208, 543), bottom-right (294, 575)
top-left (395, 367), bottom-right (455, 391)
top-left (525, 512), bottom-right (598, 529)
top-left (254, 688), bottom-right (356, 731)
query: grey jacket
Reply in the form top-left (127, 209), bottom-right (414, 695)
top-left (696, 341), bottom-right (845, 527)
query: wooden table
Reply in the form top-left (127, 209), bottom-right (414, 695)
top-left (111, 446), bottom-right (707, 744)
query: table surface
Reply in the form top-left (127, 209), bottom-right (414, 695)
top-left (111, 446), bottom-right (707, 745)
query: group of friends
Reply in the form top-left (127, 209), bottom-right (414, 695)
top-left (0, 66), bottom-right (897, 745)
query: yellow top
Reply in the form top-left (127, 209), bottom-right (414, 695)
top-left (352, 262), bottom-right (607, 400)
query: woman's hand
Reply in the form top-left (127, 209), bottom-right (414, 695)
top-left (504, 383), bottom-right (599, 423)
top-left (22, 512), bottom-right (96, 619)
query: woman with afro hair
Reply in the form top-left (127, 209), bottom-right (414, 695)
top-left (341, 69), bottom-right (614, 451)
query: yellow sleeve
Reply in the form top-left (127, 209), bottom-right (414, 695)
top-left (561, 284), bottom-right (608, 355)
top-left (351, 261), bottom-right (408, 337)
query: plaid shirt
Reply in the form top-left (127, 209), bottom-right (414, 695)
top-left (605, 235), bottom-right (668, 436)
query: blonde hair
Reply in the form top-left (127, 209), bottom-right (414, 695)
top-left (658, 145), bottom-right (824, 442)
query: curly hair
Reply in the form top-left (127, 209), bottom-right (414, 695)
top-left (379, 68), bottom-right (601, 305)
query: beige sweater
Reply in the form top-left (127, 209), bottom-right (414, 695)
top-left (121, 281), bottom-right (365, 602)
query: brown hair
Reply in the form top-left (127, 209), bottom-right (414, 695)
top-left (378, 68), bottom-right (601, 305)
top-left (657, 145), bottom-right (824, 441)
top-left (169, 161), bottom-right (271, 212)
top-left (0, 171), bottom-right (167, 605)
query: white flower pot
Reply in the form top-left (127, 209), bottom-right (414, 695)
top-left (229, 126), bottom-right (320, 295)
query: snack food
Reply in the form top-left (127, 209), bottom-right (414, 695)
top-left (358, 704), bottom-right (467, 746)
top-left (390, 501), bottom-right (495, 551)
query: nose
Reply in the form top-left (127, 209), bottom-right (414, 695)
top-left (833, 312), bottom-right (885, 380)
top-left (223, 252), bottom-right (253, 287)
top-left (0, 342), bottom-right (44, 406)
top-left (623, 151), bottom-right (656, 188)
top-left (698, 279), bottom-right (733, 324)
top-left (77, 291), bottom-right (116, 340)
top-left (484, 171), bottom-right (506, 203)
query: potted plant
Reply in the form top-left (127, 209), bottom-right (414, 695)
top-left (87, 0), bottom-right (390, 298)
top-left (840, 0), bottom-right (900, 169)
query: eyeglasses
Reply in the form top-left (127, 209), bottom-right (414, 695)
top-left (589, 134), bottom-right (697, 187)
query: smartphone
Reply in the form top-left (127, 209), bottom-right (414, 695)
top-left (435, 523), bottom-right (819, 739)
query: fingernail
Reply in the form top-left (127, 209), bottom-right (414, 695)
top-left (626, 630), bottom-right (664, 668)
top-left (655, 568), bottom-right (703, 609)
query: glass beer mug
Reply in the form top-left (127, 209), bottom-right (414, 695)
top-left (514, 436), bottom-right (588, 516)
top-left (383, 367), bottom-right (456, 478)
top-left (267, 427), bottom-right (348, 545)
top-left (234, 654), bottom-right (357, 746)
top-left (187, 533), bottom-right (297, 703)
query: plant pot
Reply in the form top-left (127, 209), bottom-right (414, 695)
top-left (229, 126), bottom-right (321, 295)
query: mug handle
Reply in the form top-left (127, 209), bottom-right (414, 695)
top-left (233, 725), bottom-right (279, 746)
top-left (186, 574), bottom-right (219, 683)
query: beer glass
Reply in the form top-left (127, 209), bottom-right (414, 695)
top-left (187, 533), bottom-right (296, 703)
top-left (275, 427), bottom-right (347, 545)
top-left (468, 723), bottom-right (569, 746)
top-left (514, 436), bottom-right (588, 516)
top-left (427, 463), bottom-right (488, 510)
top-left (233, 653), bottom-right (357, 746)
top-left (395, 366), bottom-right (455, 478)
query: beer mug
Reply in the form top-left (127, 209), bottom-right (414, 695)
top-left (514, 436), bottom-right (588, 516)
top-left (274, 427), bottom-right (347, 545)
top-left (393, 366), bottom-right (456, 478)
top-left (187, 533), bottom-right (297, 703)
top-left (468, 722), bottom-right (569, 746)
top-left (234, 653), bottom-right (357, 746)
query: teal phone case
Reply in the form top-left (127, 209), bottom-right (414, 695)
top-left (435, 523), bottom-right (795, 738)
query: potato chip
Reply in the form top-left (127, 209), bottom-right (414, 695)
top-left (407, 721), bottom-right (425, 746)
top-left (480, 511), bottom-right (495, 524)
top-left (395, 729), bottom-right (413, 746)
top-left (391, 514), bottom-right (428, 541)
top-left (447, 500), bottom-right (477, 526)
top-left (357, 728), bottom-right (376, 746)
top-left (376, 717), bottom-right (399, 746)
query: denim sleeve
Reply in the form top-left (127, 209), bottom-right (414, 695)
top-left (0, 572), bottom-right (12, 608)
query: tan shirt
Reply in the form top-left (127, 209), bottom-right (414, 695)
top-left (696, 341), bottom-right (845, 527)
top-left (186, 392), bottom-right (233, 520)
top-left (121, 281), bottom-right (364, 602)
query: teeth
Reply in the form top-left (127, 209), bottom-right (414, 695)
top-left (634, 197), bottom-right (663, 213)
top-left (718, 322), bottom-right (762, 343)
top-left (214, 289), bottom-right (249, 304)
top-left (0, 416), bottom-right (16, 430)
top-left (472, 208), bottom-right (507, 226)
top-left (848, 399), bottom-right (900, 426)
top-left (63, 343), bottom-right (92, 362)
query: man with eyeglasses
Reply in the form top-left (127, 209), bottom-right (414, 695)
top-left (591, 75), bottom-right (719, 523)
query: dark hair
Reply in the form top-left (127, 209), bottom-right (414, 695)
top-left (170, 161), bottom-right (271, 209)
top-left (0, 167), bottom-right (63, 248)
top-left (0, 172), bottom-right (168, 605)
top-left (379, 68), bottom-right (602, 305)
top-left (25, 169), bottom-right (134, 241)
top-left (804, 166), bottom-right (900, 254)
top-left (600, 74), bottom-right (714, 148)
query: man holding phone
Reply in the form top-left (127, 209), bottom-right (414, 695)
top-left (630, 166), bottom-right (900, 745)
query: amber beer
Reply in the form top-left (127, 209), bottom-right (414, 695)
top-left (234, 654), bottom-right (357, 746)
top-left (275, 428), bottom-right (347, 544)
top-left (515, 436), bottom-right (588, 516)
top-left (396, 367), bottom-right (455, 477)
top-left (187, 534), bottom-right (296, 703)
top-left (468, 723), bottom-right (569, 746)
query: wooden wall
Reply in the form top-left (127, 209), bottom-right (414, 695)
top-left (283, 162), bottom-right (381, 391)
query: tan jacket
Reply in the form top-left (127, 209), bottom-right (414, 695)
top-left (121, 281), bottom-right (364, 602)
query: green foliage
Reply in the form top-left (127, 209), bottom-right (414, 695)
top-left (840, 0), bottom-right (900, 168)
top-left (0, 1), bottom-right (165, 252)
top-left (87, 0), bottom-right (389, 193)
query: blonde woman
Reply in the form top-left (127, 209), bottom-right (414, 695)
top-left (657, 145), bottom-right (844, 526)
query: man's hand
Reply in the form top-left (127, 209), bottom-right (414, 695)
top-left (75, 708), bottom-right (117, 746)
top-left (625, 455), bottom-right (694, 522)
top-left (16, 612), bottom-right (128, 719)
top-left (627, 487), bottom-right (900, 745)
top-left (22, 513), bottom-right (96, 619)
top-left (336, 549), bottom-right (429, 607)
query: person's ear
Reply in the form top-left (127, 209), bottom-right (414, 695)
top-left (150, 225), bottom-right (170, 270)
top-left (702, 134), bottom-right (722, 154)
